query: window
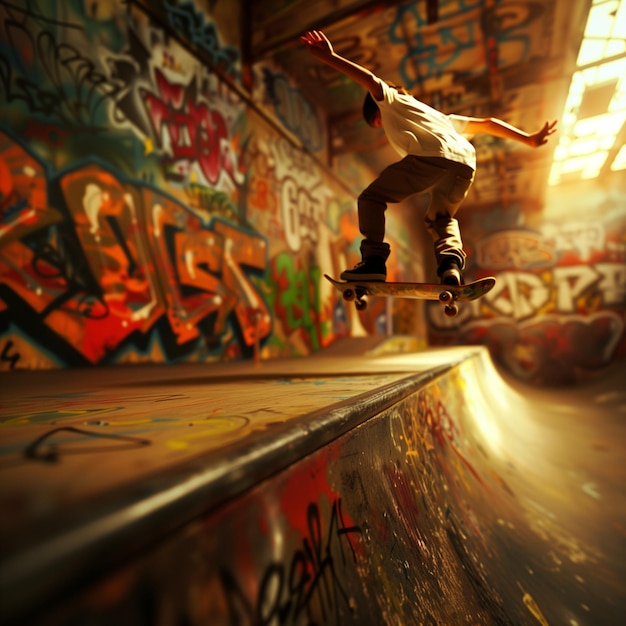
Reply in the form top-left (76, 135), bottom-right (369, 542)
top-left (549, 0), bottom-right (626, 184)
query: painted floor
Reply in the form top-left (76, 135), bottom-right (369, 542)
top-left (0, 338), bottom-right (459, 537)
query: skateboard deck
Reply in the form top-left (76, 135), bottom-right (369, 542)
top-left (324, 274), bottom-right (495, 317)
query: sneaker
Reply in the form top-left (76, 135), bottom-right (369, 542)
top-left (439, 260), bottom-right (463, 286)
top-left (340, 256), bottom-right (386, 281)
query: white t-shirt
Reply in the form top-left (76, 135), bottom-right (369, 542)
top-left (377, 82), bottom-right (476, 170)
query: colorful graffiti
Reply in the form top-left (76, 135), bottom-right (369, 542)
top-left (261, 67), bottom-right (324, 152)
top-left (427, 219), bottom-right (626, 384)
top-left (160, 0), bottom-right (241, 79)
top-left (220, 496), bottom-right (362, 624)
top-left (0, 132), bottom-right (271, 367)
top-left (141, 68), bottom-right (245, 188)
top-left (390, 0), bottom-right (552, 91)
top-left (0, 0), bottom-right (386, 369)
top-left (3, 0), bottom-right (619, 380)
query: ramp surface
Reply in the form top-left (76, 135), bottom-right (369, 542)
top-left (1, 343), bottom-right (624, 625)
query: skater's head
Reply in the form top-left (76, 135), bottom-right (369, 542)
top-left (363, 93), bottom-right (381, 128)
top-left (363, 85), bottom-right (410, 128)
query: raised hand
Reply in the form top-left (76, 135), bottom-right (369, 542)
top-left (528, 120), bottom-right (558, 147)
top-left (300, 29), bottom-right (383, 99)
top-left (300, 30), bottom-right (334, 62)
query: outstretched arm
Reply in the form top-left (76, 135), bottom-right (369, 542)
top-left (301, 30), bottom-right (384, 101)
top-left (464, 117), bottom-right (557, 147)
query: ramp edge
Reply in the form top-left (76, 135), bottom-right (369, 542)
top-left (0, 356), bottom-right (479, 623)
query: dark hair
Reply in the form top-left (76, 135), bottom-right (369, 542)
top-left (363, 92), bottom-right (379, 127)
top-left (363, 84), bottom-right (411, 127)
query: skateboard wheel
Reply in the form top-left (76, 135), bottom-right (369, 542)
top-left (343, 288), bottom-right (355, 302)
top-left (444, 304), bottom-right (458, 318)
top-left (439, 290), bottom-right (453, 303)
top-left (355, 299), bottom-right (367, 311)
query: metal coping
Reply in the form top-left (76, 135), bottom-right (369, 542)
top-left (0, 359), bottom-right (465, 624)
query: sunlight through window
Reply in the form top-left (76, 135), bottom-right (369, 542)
top-left (549, 0), bottom-right (626, 185)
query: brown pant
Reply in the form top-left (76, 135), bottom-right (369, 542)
top-left (358, 155), bottom-right (474, 270)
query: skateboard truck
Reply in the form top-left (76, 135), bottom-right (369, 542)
top-left (342, 285), bottom-right (458, 316)
top-left (340, 286), bottom-right (368, 311)
top-left (437, 289), bottom-right (459, 317)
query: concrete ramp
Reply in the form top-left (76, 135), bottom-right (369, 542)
top-left (1, 345), bottom-right (624, 625)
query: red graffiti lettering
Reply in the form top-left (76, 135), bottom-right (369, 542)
top-left (142, 69), bottom-right (240, 186)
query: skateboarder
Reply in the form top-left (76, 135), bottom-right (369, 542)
top-left (301, 30), bottom-right (557, 285)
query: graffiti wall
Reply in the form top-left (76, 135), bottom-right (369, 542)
top-left (426, 176), bottom-right (626, 385)
top-left (270, 0), bottom-right (626, 385)
top-left (0, 0), bottom-right (413, 370)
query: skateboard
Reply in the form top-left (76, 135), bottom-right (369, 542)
top-left (324, 274), bottom-right (496, 317)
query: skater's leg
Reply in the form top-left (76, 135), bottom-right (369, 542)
top-left (423, 159), bottom-right (474, 282)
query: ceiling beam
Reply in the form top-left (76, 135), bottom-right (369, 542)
top-left (251, 0), bottom-right (410, 59)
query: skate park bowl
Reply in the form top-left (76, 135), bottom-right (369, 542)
top-left (0, 343), bottom-right (625, 624)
